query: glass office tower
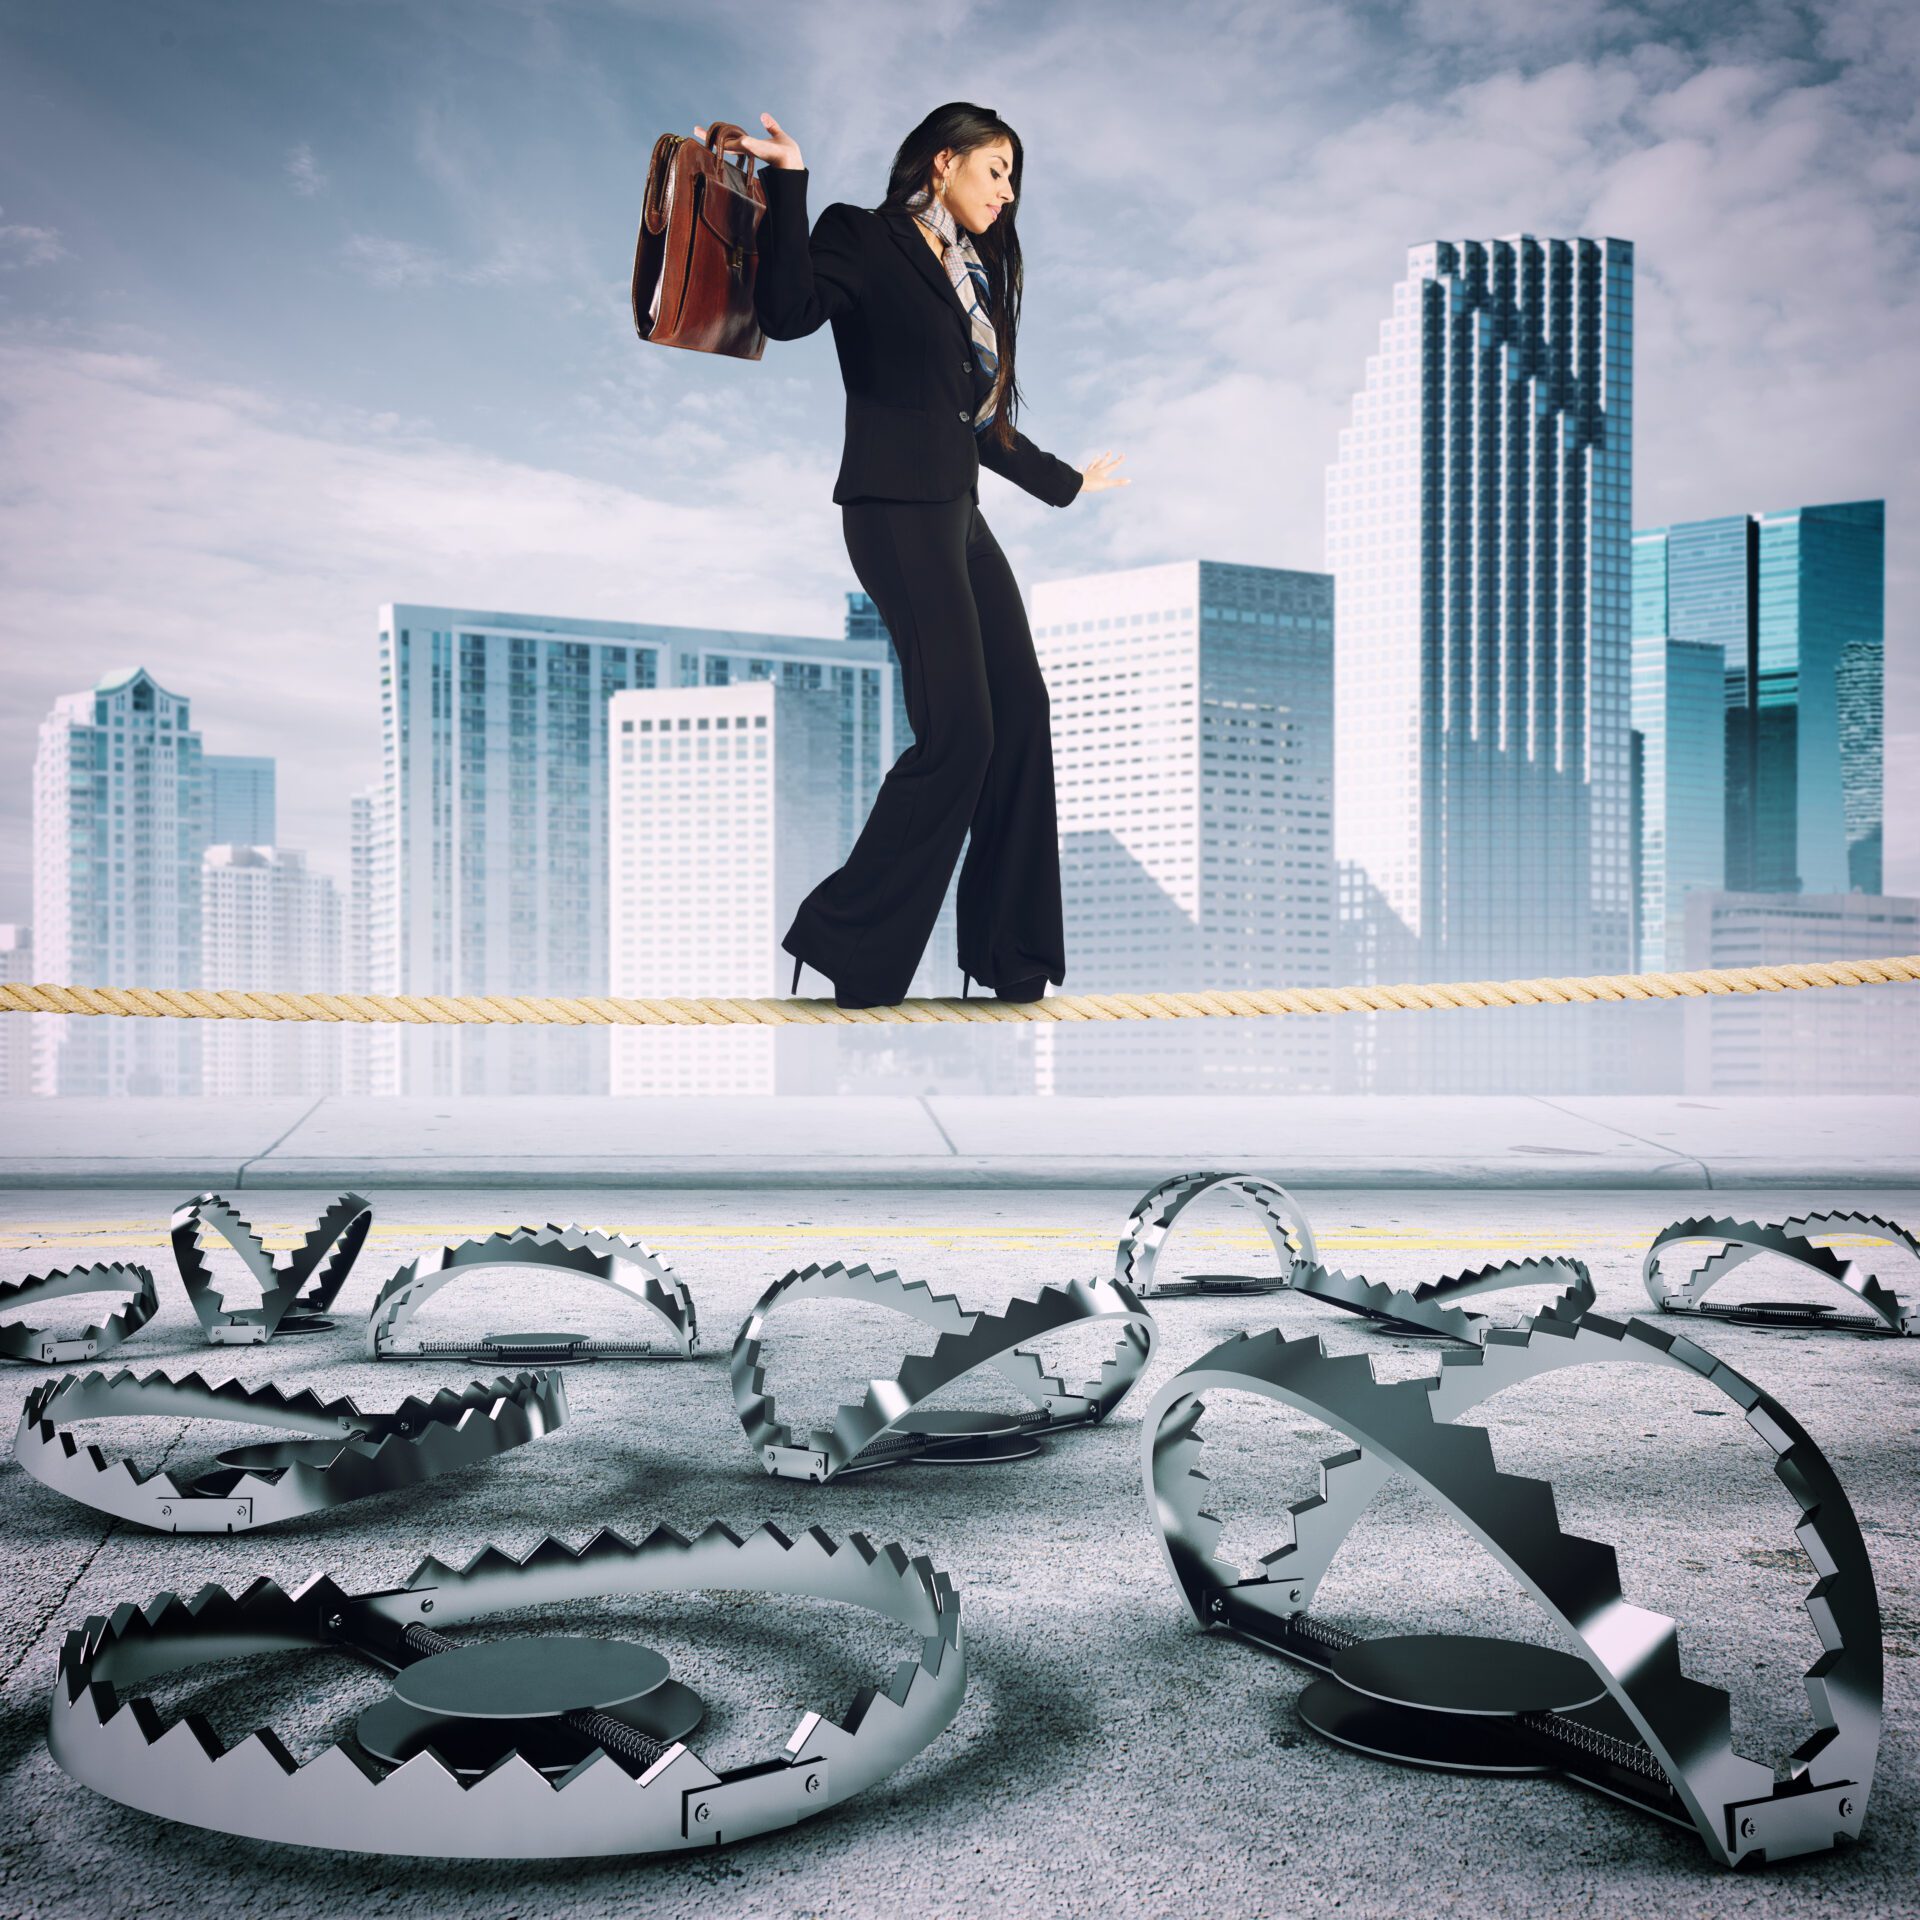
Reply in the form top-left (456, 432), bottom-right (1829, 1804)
top-left (1328, 236), bottom-right (1635, 1089)
top-left (1631, 500), bottom-right (1884, 909)
top-left (1630, 529), bottom-right (1727, 970)
top-left (203, 754), bottom-right (277, 848)
top-left (1757, 501), bottom-right (1884, 896)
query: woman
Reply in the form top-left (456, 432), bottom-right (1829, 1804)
top-left (693, 102), bottom-right (1127, 1009)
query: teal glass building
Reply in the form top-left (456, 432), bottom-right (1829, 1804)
top-left (1631, 500), bottom-right (1884, 961)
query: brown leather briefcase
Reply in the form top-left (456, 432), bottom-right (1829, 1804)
top-left (632, 123), bottom-right (767, 358)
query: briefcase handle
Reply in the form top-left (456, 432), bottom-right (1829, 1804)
top-left (702, 121), bottom-right (759, 176)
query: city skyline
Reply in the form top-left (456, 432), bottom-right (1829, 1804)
top-left (2, 1), bottom-right (1915, 914)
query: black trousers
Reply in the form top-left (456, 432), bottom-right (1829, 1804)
top-left (782, 485), bottom-right (1065, 1002)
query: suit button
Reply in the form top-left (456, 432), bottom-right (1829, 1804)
top-left (962, 360), bottom-right (972, 372)
top-left (958, 408), bottom-right (971, 422)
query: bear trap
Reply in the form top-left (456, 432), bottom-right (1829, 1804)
top-left (1142, 1308), bottom-right (1881, 1867)
top-left (171, 1192), bottom-right (373, 1343)
top-left (365, 1226), bottom-right (696, 1362)
top-left (1643, 1212), bottom-right (1913, 1336)
top-left (1288, 1255), bottom-right (1597, 1345)
top-left (733, 1263), bottom-right (1155, 1481)
top-left (0, 1264), bottom-right (158, 1365)
top-left (48, 1522), bottom-right (965, 1857)
top-left (15, 1367), bottom-right (567, 1533)
top-left (1115, 1170), bottom-right (1317, 1297)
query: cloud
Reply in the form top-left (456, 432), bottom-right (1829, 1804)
top-left (339, 232), bottom-right (453, 287)
top-left (0, 207), bottom-right (67, 270)
top-left (285, 143), bottom-right (329, 196)
top-left (339, 228), bottom-right (557, 289)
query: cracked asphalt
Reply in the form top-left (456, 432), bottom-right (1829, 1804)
top-left (0, 1185), bottom-right (1915, 1920)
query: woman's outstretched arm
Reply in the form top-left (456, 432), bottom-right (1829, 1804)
top-left (978, 427), bottom-right (1086, 507)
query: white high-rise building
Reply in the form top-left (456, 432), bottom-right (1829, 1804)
top-left (31, 668), bottom-right (205, 1095)
top-left (200, 846), bottom-right (343, 1097)
top-left (0, 925), bottom-right (32, 1096)
top-left (1027, 558), bottom-right (1336, 1092)
top-left (1327, 236), bottom-right (1636, 1091)
top-left (608, 682), bottom-right (845, 1093)
top-left (370, 605), bottom-right (898, 1096)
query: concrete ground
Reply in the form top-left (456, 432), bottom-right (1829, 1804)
top-left (0, 1184), bottom-right (1915, 1919)
top-left (2, 1093), bottom-right (1916, 1188)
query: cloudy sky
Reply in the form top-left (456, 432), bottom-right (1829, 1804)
top-left (2, 0), bottom-right (1914, 924)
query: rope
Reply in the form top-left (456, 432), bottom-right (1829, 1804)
top-left (1, 957), bottom-right (1914, 1028)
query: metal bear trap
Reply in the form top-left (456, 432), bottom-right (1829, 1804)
top-left (15, 1367), bottom-right (567, 1532)
top-left (1116, 1170), bottom-right (1318, 1297)
top-left (733, 1263), bottom-right (1156, 1481)
top-left (1288, 1255), bottom-right (1597, 1344)
top-left (1142, 1307), bottom-right (1881, 1867)
top-left (366, 1226), bottom-right (698, 1362)
top-left (0, 1264), bottom-right (158, 1365)
top-left (1643, 1212), bottom-right (1914, 1335)
top-left (171, 1192), bottom-right (373, 1343)
top-left (48, 1522), bottom-right (965, 1857)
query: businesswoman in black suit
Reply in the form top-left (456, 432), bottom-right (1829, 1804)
top-left (694, 102), bottom-right (1127, 1010)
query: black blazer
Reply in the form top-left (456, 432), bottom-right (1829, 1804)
top-left (752, 166), bottom-right (1085, 509)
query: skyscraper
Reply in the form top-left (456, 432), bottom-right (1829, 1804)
top-left (607, 682), bottom-right (846, 1094)
top-left (1327, 235), bottom-right (1636, 1090)
top-left (31, 668), bottom-right (205, 1095)
top-left (1758, 501), bottom-right (1885, 895)
top-left (1632, 501), bottom-right (1884, 907)
top-left (200, 846), bottom-right (342, 1097)
top-left (203, 755), bottom-right (276, 847)
top-left (1027, 558), bottom-right (1336, 1092)
top-left (1628, 541), bottom-right (1724, 971)
top-left (368, 605), bottom-right (898, 1095)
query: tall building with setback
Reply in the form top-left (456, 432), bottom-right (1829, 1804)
top-left (608, 683), bottom-right (846, 1094)
top-left (367, 605), bottom-right (898, 1094)
top-left (1026, 558), bottom-right (1335, 1092)
top-left (1327, 235), bottom-right (1636, 1090)
top-left (201, 846), bottom-right (342, 1097)
top-left (31, 668), bottom-right (205, 1095)
top-left (203, 755), bottom-right (276, 847)
top-left (1682, 890), bottom-right (1917, 1094)
top-left (1633, 501), bottom-right (1884, 911)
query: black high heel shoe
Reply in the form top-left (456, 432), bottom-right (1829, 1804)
top-left (961, 970), bottom-right (1047, 1004)
top-left (792, 951), bottom-right (890, 1012)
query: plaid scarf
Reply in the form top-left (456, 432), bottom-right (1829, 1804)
top-left (903, 185), bottom-right (1000, 433)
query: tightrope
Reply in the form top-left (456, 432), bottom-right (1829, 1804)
top-left (2, 957), bottom-right (1914, 1028)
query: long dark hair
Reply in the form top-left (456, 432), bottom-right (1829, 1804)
top-left (873, 102), bottom-right (1025, 452)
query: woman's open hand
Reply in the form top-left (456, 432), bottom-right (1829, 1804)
top-left (693, 113), bottom-right (804, 172)
top-left (1077, 451), bottom-right (1130, 495)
